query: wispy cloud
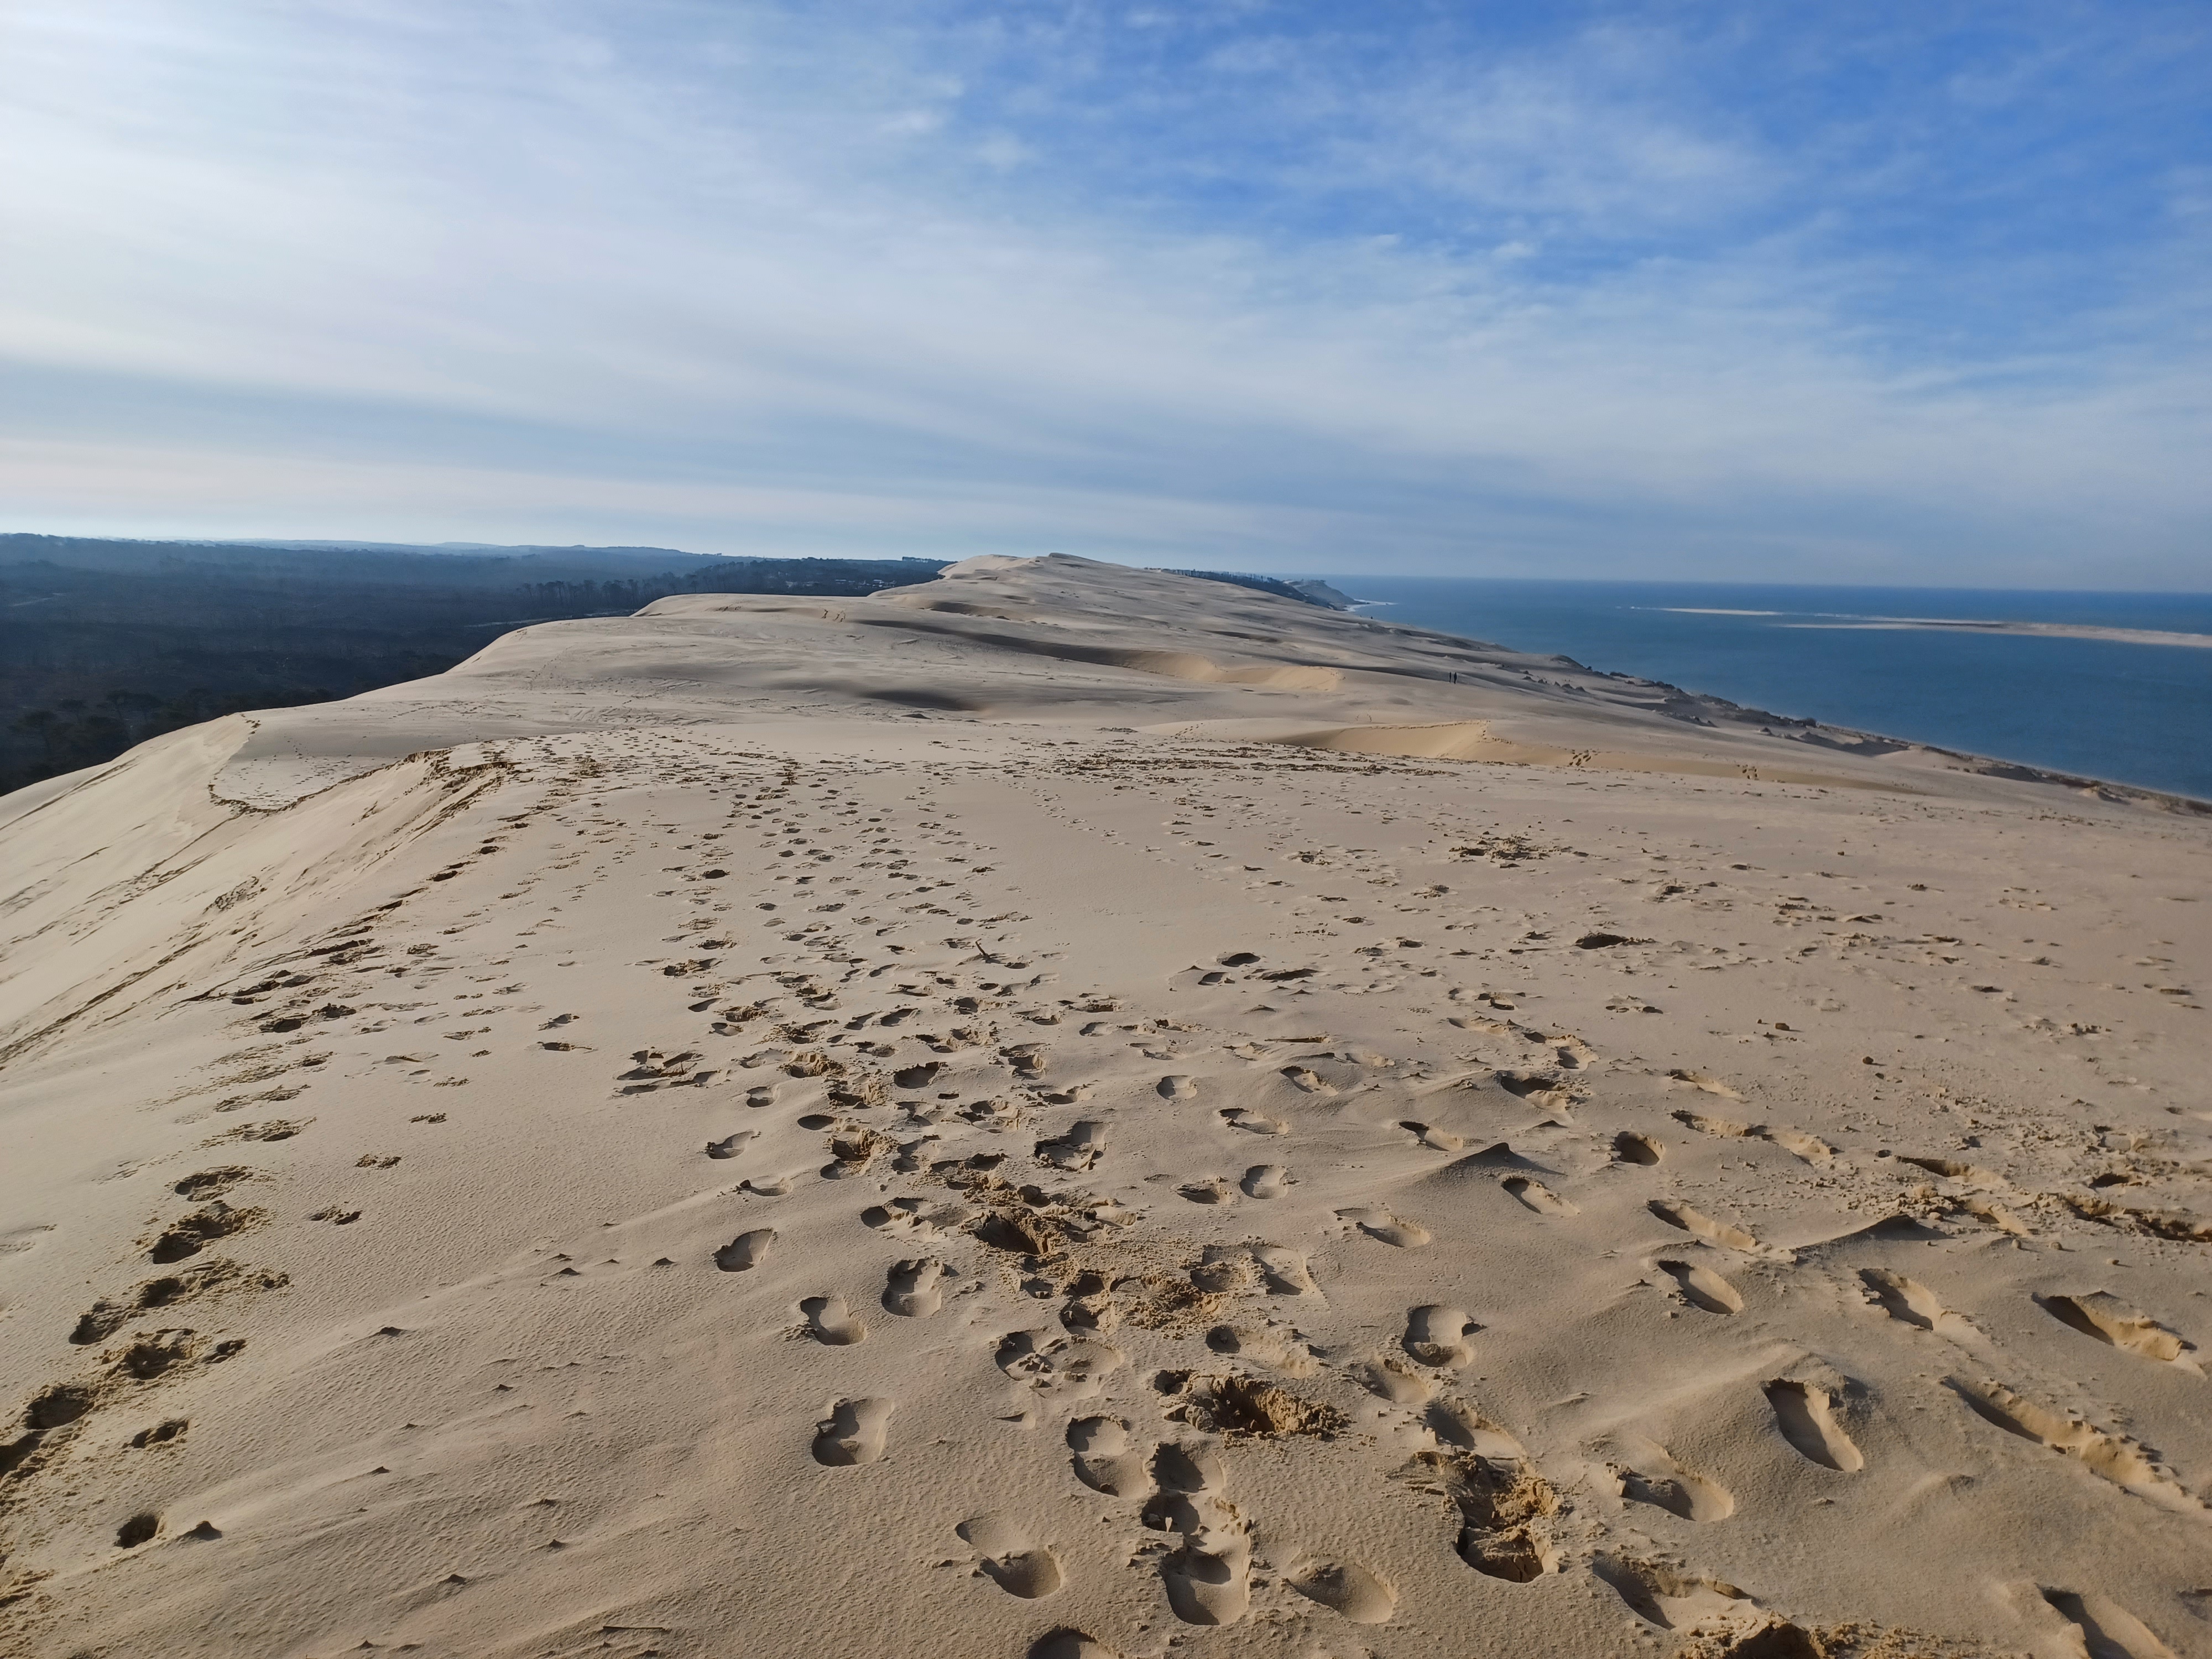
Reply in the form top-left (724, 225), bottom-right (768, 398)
top-left (1, 0), bottom-right (2206, 585)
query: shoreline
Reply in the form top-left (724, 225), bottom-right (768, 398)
top-left (1329, 578), bottom-right (2212, 807)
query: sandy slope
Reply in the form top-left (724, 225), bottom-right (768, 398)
top-left (1, 556), bottom-right (2208, 1659)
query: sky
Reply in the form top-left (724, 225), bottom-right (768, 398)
top-left (3, 1), bottom-right (2209, 587)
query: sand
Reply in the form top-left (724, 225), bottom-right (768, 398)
top-left (1, 555), bottom-right (2208, 1659)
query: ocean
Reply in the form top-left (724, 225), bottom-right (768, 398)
top-left (1323, 578), bottom-right (2212, 803)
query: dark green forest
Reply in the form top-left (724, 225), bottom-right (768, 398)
top-left (0, 536), bottom-right (947, 796)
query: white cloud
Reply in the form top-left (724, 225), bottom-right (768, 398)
top-left (0, 0), bottom-right (2205, 587)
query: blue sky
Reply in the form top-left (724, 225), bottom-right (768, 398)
top-left (3, 1), bottom-right (2208, 586)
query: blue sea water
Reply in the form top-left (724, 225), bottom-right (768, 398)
top-left (1322, 578), bottom-right (2212, 803)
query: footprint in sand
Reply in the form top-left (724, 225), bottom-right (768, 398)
top-left (1158, 1074), bottom-right (1198, 1099)
top-left (1501, 1175), bottom-right (1577, 1216)
top-left (956, 1515), bottom-right (1063, 1598)
top-left (1178, 1177), bottom-right (1235, 1206)
top-left (1612, 1131), bottom-right (1663, 1166)
top-left (1948, 1379), bottom-right (2195, 1511)
top-left (1026, 1634), bottom-right (1120, 1659)
top-left (1352, 1356), bottom-right (1432, 1404)
top-left (1648, 1199), bottom-right (1757, 1251)
top-left (740, 1173), bottom-right (794, 1197)
top-left (1495, 1071), bottom-right (1576, 1113)
top-left (1058, 1277), bottom-right (1119, 1334)
top-left (1205, 1320), bottom-right (1321, 1376)
top-left (1673, 1109), bottom-right (1832, 1165)
top-left (999, 1044), bottom-right (1049, 1079)
top-left (2037, 1292), bottom-right (2197, 1367)
top-left (1160, 1538), bottom-right (1251, 1627)
top-left (1036, 1120), bottom-right (1107, 1171)
top-left (1283, 1556), bottom-right (1396, 1623)
top-left (1251, 1245), bottom-right (1316, 1295)
top-left (1280, 1066), bottom-right (1334, 1094)
top-left (1151, 1438), bottom-right (1227, 1496)
top-left (1142, 1449), bottom-right (1250, 1629)
top-left (1220, 1108), bottom-right (1288, 1136)
top-left (883, 1258), bottom-right (951, 1316)
top-left (1066, 1416), bottom-right (1148, 1496)
top-left (1433, 1454), bottom-right (1559, 1582)
top-left (1611, 1436), bottom-right (1736, 1521)
top-left (1404, 1305), bottom-right (1479, 1368)
top-left (1656, 1259), bottom-right (1743, 1315)
top-left (1666, 1070), bottom-right (1741, 1100)
top-left (706, 1130), bottom-right (757, 1160)
top-left (714, 1229), bottom-right (776, 1271)
top-left (1761, 1126), bottom-right (1835, 1163)
top-left (1593, 1554), bottom-right (1750, 1629)
top-left (1672, 1107), bottom-right (1771, 1143)
top-left (800, 1295), bottom-right (867, 1345)
top-left (1398, 1120), bottom-right (1466, 1151)
top-left (1239, 1164), bottom-right (1292, 1198)
top-left (1335, 1206), bottom-right (1433, 1248)
top-left (1425, 1398), bottom-right (1525, 1459)
top-left (1860, 1269), bottom-right (1982, 1345)
top-left (2040, 1589), bottom-right (2182, 1659)
top-left (812, 1396), bottom-right (893, 1465)
top-left (1764, 1379), bottom-right (1864, 1473)
top-left (862, 1198), bottom-right (934, 1236)
top-left (996, 1330), bottom-right (1124, 1397)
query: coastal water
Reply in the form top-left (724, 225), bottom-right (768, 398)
top-left (1326, 578), bottom-right (2212, 802)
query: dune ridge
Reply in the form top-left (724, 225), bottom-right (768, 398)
top-left (1, 556), bottom-right (2207, 1658)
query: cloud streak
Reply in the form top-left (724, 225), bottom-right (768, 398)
top-left (2, 0), bottom-right (2207, 585)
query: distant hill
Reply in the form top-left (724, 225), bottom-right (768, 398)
top-left (223, 539), bottom-right (708, 556)
top-left (1, 534), bottom-right (779, 587)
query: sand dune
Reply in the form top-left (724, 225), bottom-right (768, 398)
top-left (1, 556), bottom-right (2208, 1658)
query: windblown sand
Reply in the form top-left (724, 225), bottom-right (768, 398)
top-left (2, 557), bottom-right (2208, 1659)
